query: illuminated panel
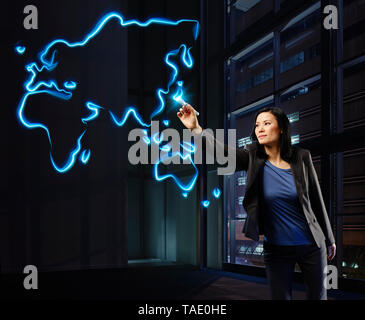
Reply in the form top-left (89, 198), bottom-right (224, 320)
top-left (288, 111), bottom-right (300, 123)
top-left (237, 136), bottom-right (252, 148)
top-left (16, 12), bottom-right (202, 195)
top-left (237, 176), bottom-right (246, 186)
top-left (291, 134), bottom-right (300, 145)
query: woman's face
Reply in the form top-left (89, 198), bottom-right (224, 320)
top-left (255, 112), bottom-right (282, 146)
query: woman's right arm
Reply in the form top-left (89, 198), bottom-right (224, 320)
top-left (177, 104), bottom-right (249, 172)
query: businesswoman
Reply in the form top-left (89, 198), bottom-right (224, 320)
top-left (177, 104), bottom-right (336, 300)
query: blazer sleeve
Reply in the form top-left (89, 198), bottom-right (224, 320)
top-left (307, 151), bottom-right (335, 247)
top-left (193, 129), bottom-right (249, 172)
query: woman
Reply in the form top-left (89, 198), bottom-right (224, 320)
top-left (177, 104), bottom-right (336, 300)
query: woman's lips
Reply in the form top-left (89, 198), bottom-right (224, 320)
top-left (258, 135), bottom-right (266, 139)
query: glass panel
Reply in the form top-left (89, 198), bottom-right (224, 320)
top-left (225, 100), bottom-right (273, 267)
top-left (343, 0), bottom-right (365, 61)
top-left (339, 148), bottom-right (365, 280)
top-left (229, 0), bottom-right (274, 44)
top-left (235, 171), bottom-right (247, 219)
top-left (229, 36), bottom-right (274, 110)
top-left (280, 77), bottom-right (322, 141)
top-left (228, 219), bottom-right (265, 266)
top-left (227, 221), bottom-right (231, 263)
top-left (280, 5), bottom-right (321, 89)
top-left (343, 62), bottom-right (365, 131)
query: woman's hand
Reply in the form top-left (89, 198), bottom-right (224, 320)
top-left (327, 243), bottom-right (336, 261)
top-left (177, 104), bottom-right (202, 133)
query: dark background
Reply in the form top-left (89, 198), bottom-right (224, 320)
top-left (2, 0), bottom-right (224, 273)
top-left (2, 0), bottom-right (365, 298)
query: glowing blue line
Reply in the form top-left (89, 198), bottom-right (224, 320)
top-left (39, 13), bottom-right (199, 67)
top-left (173, 85), bottom-right (184, 102)
top-left (143, 136), bottom-right (151, 145)
top-left (181, 45), bottom-right (193, 68)
top-left (141, 129), bottom-right (151, 145)
top-left (64, 81), bottom-right (77, 89)
top-left (150, 88), bottom-right (169, 120)
top-left (82, 101), bottom-right (103, 124)
top-left (15, 46), bottom-right (26, 55)
top-left (212, 187), bottom-right (221, 199)
top-left (180, 141), bottom-right (196, 154)
top-left (165, 45), bottom-right (192, 88)
top-left (17, 11), bottom-right (199, 186)
top-left (160, 144), bottom-right (171, 152)
top-left (154, 152), bottom-right (198, 192)
top-left (109, 108), bottom-right (150, 128)
top-left (20, 12), bottom-right (198, 128)
top-left (17, 89), bottom-right (72, 145)
top-left (24, 53), bottom-right (59, 92)
top-left (50, 130), bottom-right (86, 173)
top-left (162, 120), bottom-right (170, 126)
top-left (152, 132), bottom-right (164, 145)
top-left (151, 44), bottom-right (194, 119)
top-left (80, 149), bottom-right (91, 164)
top-left (202, 200), bottom-right (210, 208)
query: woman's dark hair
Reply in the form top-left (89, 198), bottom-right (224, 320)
top-left (250, 106), bottom-right (294, 162)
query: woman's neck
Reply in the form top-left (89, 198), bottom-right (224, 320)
top-left (264, 143), bottom-right (281, 163)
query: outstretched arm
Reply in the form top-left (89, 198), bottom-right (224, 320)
top-left (177, 104), bottom-right (249, 172)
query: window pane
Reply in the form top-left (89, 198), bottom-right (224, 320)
top-left (229, 37), bottom-right (274, 110)
top-left (280, 77), bottom-right (322, 142)
top-left (228, 219), bottom-right (265, 266)
top-left (280, 5), bottom-right (321, 89)
top-left (229, 0), bottom-right (274, 44)
top-left (343, 62), bottom-right (365, 131)
top-left (343, 0), bottom-right (365, 61)
top-left (336, 149), bottom-right (365, 280)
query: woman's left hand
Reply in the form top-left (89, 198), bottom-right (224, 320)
top-left (327, 243), bottom-right (336, 261)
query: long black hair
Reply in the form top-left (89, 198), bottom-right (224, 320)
top-left (250, 106), bottom-right (294, 162)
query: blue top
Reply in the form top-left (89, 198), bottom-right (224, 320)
top-left (261, 160), bottom-right (314, 246)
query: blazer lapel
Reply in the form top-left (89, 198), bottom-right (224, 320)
top-left (245, 156), bottom-right (265, 192)
top-left (290, 156), bottom-right (303, 200)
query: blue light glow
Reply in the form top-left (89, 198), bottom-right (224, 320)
top-left (181, 141), bottom-right (196, 153)
top-left (64, 81), bottom-right (77, 89)
top-left (109, 108), bottom-right (150, 128)
top-left (82, 102), bottom-right (103, 124)
top-left (202, 200), bottom-right (210, 208)
top-left (80, 149), bottom-right (91, 164)
top-left (160, 144), bottom-right (171, 152)
top-left (154, 152), bottom-right (198, 192)
top-left (212, 187), bottom-right (221, 199)
top-left (15, 46), bottom-right (26, 55)
top-left (16, 11), bottom-right (201, 195)
top-left (152, 132), bottom-right (165, 145)
top-left (50, 131), bottom-right (86, 173)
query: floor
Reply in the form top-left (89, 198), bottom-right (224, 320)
top-left (1, 261), bottom-right (364, 300)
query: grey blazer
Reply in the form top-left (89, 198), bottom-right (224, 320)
top-left (200, 131), bottom-right (335, 249)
